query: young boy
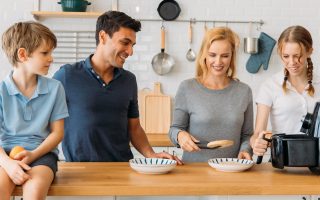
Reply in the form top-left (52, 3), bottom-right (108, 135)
top-left (0, 21), bottom-right (69, 199)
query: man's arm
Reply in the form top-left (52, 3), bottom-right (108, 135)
top-left (128, 118), bottom-right (183, 164)
top-left (128, 118), bottom-right (154, 157)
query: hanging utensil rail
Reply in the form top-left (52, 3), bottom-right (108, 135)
top-left (138, 18), bottom-right (264, 27)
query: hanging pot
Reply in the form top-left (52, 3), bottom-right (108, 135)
top-left (58, 0), bottom-right (91, 12)
top-left (157, 0), bottom-right (181, 21)
top-left (244, 37), bottom-right (258, 54)
top-left (244, 22), bottom-right (258, 54)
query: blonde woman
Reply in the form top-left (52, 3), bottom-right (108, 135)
top-left (251, 26), bottom-right (320, 158)
top-left (169, 27), bottom-right (253, 162)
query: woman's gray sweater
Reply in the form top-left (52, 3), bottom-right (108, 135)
top-left (169, 78), bottom-right (253, 162)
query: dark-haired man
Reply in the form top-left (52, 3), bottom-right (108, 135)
top-left (54, 11), bottom-right (181, 163)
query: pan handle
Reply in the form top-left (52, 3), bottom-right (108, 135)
top-left (161, 26), bottom-right (165, 52)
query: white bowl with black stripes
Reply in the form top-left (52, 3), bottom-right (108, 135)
top-left (208, 158), bottom-right (254, 172)
top-left (129, 158), bottom-right (177, 174)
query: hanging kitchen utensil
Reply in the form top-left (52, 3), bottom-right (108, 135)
top-left (151, 26), bottom-right (175, 75)
top-left (244, 22), bottom-right (258, 54)
top-left (157, 0), bottom-right (181, 21)
top-left (186, 21), bottom-right (196, 62)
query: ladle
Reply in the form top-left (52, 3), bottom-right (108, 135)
top-left (186, 21), bottom-right (196, 62)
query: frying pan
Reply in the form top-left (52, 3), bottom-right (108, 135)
top-left (151, 26), bottom-right (175, 75)
top-left (157, 0), bottom-right (181, 21)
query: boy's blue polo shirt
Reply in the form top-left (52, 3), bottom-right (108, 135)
top-left (0, 72), bottom-right (69, 155)
top-left (53, 55), bottom-right (139, 162)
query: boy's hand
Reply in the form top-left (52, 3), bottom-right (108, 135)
top-left (5, 159), bottom-right (31, 185)
top-left (14, 150), bottom-right (36, 165)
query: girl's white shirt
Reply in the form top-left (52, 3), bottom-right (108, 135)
top-left (256, 71), bottom-right (320, 135)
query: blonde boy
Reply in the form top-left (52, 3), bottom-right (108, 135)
top-left (0, 21), bottom-right (68, 199)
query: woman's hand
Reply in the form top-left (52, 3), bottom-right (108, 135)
top-left (177, 131), bottom-right (200, 152)
top-left (238, 151), bottom-right (252, 160)
top-left (252, 131), bottom-right (270, 156)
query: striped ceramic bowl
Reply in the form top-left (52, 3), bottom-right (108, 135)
top-left (129, 158), bottom-right (177, 174)
top-left (208, 158), bottom-right (254, 172)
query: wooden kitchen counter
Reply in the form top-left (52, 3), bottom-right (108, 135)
top-left (12, 162), bottom-right (320, 196)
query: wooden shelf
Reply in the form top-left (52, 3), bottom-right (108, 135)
top-left (31, 11), bottom-right (102, 19)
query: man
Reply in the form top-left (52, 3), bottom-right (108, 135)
top-left (53, 11), bottom-right (181, 164)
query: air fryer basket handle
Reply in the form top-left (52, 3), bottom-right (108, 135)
top-left (256, 133), bottom-right (272, 164)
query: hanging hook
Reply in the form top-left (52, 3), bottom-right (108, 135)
top-left (256, 22), bottom-right (262, 31)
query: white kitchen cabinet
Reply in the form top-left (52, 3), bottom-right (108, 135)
top-left (311, 196), bottom-right (320, 200)
top-left (117, 196), bottom-right (228, 200)
top-left (46, 197), bottom-right (114, 200)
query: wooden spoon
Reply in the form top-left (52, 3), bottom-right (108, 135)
top-left (196, 140), bottom-right (234, 149)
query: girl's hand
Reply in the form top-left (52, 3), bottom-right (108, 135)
top-left (252, 131), bottom-right (270, 156)
top-left (177, 131), bottom-right (200, 152)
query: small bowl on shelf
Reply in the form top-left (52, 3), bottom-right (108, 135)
top-left (58, 0), bottom-right (91, 12)
top-left (129, 158), bottom-right (177, 174)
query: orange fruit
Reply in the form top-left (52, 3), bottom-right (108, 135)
top-left (9, 146), bottom-right (25, 159)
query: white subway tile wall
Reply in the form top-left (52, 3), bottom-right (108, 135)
top-left (1, 0), bottom-right (319, 101)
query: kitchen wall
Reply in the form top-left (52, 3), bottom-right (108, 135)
top-left (1, 0), bottom-right (320, 118)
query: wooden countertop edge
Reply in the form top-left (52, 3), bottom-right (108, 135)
top-left (12, 163), bottom-right (320, 196)
top-left (13, 185), bottom-right (320, 196)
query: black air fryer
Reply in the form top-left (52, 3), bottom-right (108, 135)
top-left (257, 102), bottom-right (320, 174)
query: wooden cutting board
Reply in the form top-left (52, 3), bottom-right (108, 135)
top-left (138, 82), bottom-right (171, 134)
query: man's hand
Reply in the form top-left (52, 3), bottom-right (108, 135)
top-left (148, 151), bottom-right (183, 165)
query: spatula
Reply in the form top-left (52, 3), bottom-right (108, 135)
top-left (195, 140), bottom-right (234, 149)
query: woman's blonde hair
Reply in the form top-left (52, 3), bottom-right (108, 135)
top-left (195, 27), bottom-right (239, 80)
top-left (2, 21), bottom-right (57, 66)
top-left (278, 25), bottom-right (314, 96)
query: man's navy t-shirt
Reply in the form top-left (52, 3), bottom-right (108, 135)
top-left (53, 55), bottom-right (139, 161)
